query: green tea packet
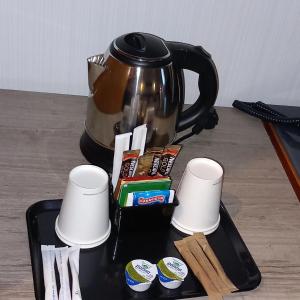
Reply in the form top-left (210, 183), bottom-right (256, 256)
top-left (117, 176), bottom-right (172, 207)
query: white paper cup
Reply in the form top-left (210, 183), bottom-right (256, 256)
top-left (55, 165), bottom-right (111, 249)
top-left (171, 158), bottom-right (223, 235)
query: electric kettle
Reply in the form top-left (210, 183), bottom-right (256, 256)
top-left (80, 32), bottom-right (218, 170)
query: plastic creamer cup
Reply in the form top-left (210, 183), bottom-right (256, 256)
top-left (157, 257), bottom-right (188, 289)
top-left (125, 259), bottom-right (157, 292)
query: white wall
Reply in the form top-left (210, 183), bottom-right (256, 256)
top-left (0, 0), bottom-right (300, 107)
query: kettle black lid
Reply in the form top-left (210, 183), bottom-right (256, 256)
top-left (110, 32), bottom-right (171, 67)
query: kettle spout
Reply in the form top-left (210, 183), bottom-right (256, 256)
top-left (87, 54), bottom-right (105, 92)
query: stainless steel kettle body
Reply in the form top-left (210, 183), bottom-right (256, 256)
top-left (86, 52), bottom-right (179, 149)
top-left (81, 32), bottom-right (218, 169)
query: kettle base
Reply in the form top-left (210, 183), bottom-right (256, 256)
top-left (80, 131), bottom-right (114, 173)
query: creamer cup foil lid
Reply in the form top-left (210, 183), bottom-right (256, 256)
top-left (157, 257), bottom-right (188, 281)
top-left (125, 259), bottom-right (157, 283)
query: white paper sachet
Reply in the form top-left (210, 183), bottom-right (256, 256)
top-left (41, 245), bottom-right (58, 300)
top-left (55, 247), bottom-right (71, 300)
top-left (112, 132), bottom-right (132, 190)
top-left (132, 124), bottom-right (147, 156)
top-left (69, 247), bottom-right (82, 300)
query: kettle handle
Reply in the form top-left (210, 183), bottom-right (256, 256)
top-left (166, 41), bottom-right (218, 132)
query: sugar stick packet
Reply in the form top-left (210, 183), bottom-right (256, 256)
top-left (55, 247), bottom-right (71, 300)
top-left (112, 132), bottom-right (132, 191)
top-left (41, 245), bottom-right (58, 300)
top-left (68, 247), bottom-right (82, 300)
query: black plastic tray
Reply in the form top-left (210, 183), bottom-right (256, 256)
top-left (26, 199), bottom-right (261, 300)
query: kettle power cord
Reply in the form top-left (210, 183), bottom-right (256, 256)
top-left (173, 107), bottom-right (219, 144)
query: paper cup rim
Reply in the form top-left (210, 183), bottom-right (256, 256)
top-left (186, 158), bottom-right (223, 182)
top-left (69, 165), bottom-right (109, 193)
top-left (55, 216), bottom-right (111, 249)
top-left (171, 214), bottom-right (220, 235)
